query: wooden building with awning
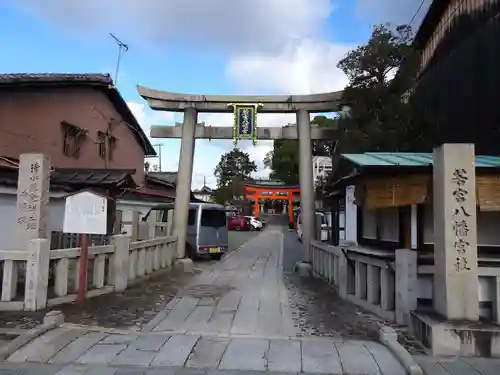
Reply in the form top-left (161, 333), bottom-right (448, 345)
top-left (327, 152), bottom-right (500, 254)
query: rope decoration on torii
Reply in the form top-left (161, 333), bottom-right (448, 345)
top-left (227, 103), bottom-right (263, 147)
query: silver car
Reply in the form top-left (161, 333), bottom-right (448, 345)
top-left (144, 203), bottom-right (229, 260)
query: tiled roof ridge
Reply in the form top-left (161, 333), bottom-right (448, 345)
top-left (0, 73), bottom-right (112, 84)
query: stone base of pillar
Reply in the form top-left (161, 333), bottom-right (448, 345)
top-left (409, 310), bottom-right (500, 358)
top-left (294, 261), bottom-right (312, 277)
top-left (174, 258), bottom-right (194, 273)
top-left (43, 310), bottom-right (64, 326)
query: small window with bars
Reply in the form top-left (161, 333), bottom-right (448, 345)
top-left (97, 131), bottom-right (117, 160)
top-left (61, 121), bottom-right (87, 158)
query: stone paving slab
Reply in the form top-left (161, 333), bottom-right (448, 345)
top-left (5, 330), bottom-right (406, 374)
top-left (2, 228), bottom-right (410, 375)
top-left (150, 229), bottom-right (296, 338)
top-left (414, 355), bottom-right (500, 375)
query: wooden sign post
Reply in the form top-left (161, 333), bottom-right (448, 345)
top-left (63, 190), bottom-right (108, 305)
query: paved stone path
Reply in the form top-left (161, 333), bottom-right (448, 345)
top-left (2, 228), bottom-right (406, 374)
top-left (415, 355), bottom-right (500, 375)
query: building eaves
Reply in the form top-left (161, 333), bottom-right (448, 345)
top-left (413, 0), bottom-right (452, 50)
top-left (0, 73), bottom-right (157, 157)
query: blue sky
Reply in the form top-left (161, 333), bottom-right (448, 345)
top-left (0, 0), bottom-right (430, 188)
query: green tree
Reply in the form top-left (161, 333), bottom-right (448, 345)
top-left (336, 23), bottom-right (425, 152)
top-left (263, 116), bottom-right (336, 184)
top-left (214, 148), bottom-right (257, 188)
top-left (264, 140), bottom-right (299, 185)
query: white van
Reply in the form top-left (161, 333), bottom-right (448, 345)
top-left (296, 211), bottom-right (328, 242)
top-left (143, 203), bottom-right (229, 260)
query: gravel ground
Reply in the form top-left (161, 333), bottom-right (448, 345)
top-left (282, 229), bottom-right (427, 355)
top-left (0, 230), bottom-right (258, 331)
top-left (0, 226), bottom-right (427, 355)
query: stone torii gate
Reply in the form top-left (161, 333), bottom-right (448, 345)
top-left (137, 86), bottom-right (343, 265)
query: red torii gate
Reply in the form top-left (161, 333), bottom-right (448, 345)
top-left (243, 183), bottom-right (300, 223)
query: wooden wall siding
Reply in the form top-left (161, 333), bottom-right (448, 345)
top-left (477, 175), bottom-right (500, 211)
top-left (420, 0), bottom-right (494, 72)
top-left (357, 174), bottom-right (500, 211)
top-left (358, 175), bottom-right (430, 209)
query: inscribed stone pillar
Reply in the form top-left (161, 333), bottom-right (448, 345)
top-left (433, 143), bottom-right (479, 320)
top-left (173, 107), bottom-right (197, 258)
top-left (16, 153), bottom-right (50, 250)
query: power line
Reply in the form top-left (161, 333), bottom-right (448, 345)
top-left (402, 0), bottom-right (427, 39)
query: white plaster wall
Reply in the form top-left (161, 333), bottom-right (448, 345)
top-left (0, 194), bottom-right (18, 250)
top-left (0, 193), bottom-right (66, 250)
top-left (0, 192), bottom-right (168, 248)
top-left (423, 204), bottom-right (500, 247)
top-left (193, 193), bottom-right (212, 202)
top-left (116, 200), bottom-right (165, 236)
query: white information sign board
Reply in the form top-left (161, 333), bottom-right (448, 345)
top-left (63, 191), bottom-right (108, 234)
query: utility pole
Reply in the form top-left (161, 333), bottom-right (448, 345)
top-left (153, 144), bottom-right (163, 172)
top-left (110, 33), bottom-right (128, 86)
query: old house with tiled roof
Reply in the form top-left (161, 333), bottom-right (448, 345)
top-left (0, 73), bottom-right (199, 249)
top-left (0, 73), bottom-right (156, 184)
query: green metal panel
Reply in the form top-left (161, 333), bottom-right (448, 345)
top-left (342, 152), bottom-right (500, 168)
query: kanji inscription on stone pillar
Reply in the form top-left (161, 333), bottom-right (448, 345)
top-left (433, 143), bottom-right (479, 321)
top-left (15, 153), bottom-right (50, 249)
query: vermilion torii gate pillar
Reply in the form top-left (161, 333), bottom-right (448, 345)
top-left (138, 86), bottom-right (342, 266)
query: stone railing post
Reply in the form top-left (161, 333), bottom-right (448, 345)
top-left (24, 238), bottom-right (50, 311)
top-left (147, 213), bottom-right (157, 239)
top-left (111, 235), bottom-right (131, 292)
top-left (337, 249), bottom-right (349, 299)
top-left (395, 249), bottom-right (418, 325)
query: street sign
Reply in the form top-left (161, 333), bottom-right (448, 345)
top-left (63, 190), bottom-right (108, 235)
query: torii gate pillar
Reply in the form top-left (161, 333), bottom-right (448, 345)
top-left (297, 109), bottom-right (314, 262)
top-left (138, 85), bottom-right (343, 265)
top-left (173, 107), bottom-right (197, 259)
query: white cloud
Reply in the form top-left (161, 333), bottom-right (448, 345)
top-left (9, 0), bottom-right (333, 53)
top-left (126, 101), bottom-right (177, 140)
top-left (102, 1), bottom-right (349, 188)
top-left (227, 39), bottom-right (352, 94)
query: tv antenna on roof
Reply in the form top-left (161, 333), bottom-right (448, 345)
top-left (109, 33), bottom-right (128, 86)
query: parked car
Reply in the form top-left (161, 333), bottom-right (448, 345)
top-left (255, 216), bottom-right (266, 227)
top-left (228, 216), bottom-right (251, 231)
top-left (143, 203), bottom-right (229, 260)
top-left (245, 216), bottom-right (263, 231)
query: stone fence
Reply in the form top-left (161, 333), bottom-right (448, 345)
top-left (0, 234), bottom-right (177, 311)
top-left (310, 241), bottom-right (500, 326)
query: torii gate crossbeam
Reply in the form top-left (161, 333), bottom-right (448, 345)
top-left (138, 85), bottom-right (343, 269)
